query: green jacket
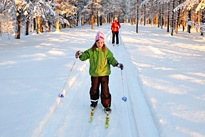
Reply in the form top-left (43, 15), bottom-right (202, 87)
top-left (79, 46), bottom-right (118, 76)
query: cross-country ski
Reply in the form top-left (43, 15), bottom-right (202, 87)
top-left (89, 109), bottom-right (95, 122)
top-left (105, 114), bottom-right (110, 128)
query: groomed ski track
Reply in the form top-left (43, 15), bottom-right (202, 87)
top-left (32, 24), bottom-right (160, 137)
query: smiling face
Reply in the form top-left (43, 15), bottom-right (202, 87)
top-left (96, 40), bottom-right (104, 48)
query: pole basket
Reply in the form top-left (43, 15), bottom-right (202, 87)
top-left (122, 96), bottom-right (127, 102)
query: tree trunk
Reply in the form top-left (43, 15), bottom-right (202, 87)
top-left (188, 10), bottom-right (191, 33)
top-left (196, 11), bottom-right (200, 33)
top-left (37, 16), bottom-right (42, 34)
top-left (167, 6), bottom-right (170, 32)
top-left (48, 21), bottom-right (51, 32)
top-left (158, 3), bottom-right (160, 28)
top-left (136, 0), bottom-right (139, 33)
top-left (175, 0), bottom-right (181, 34)
top-left (33, 18), bottom-right (36, 31)
top-left (91, 0), bottom-right (94, 30)
top-left (167, 2), bottom-right (170, 32)
top-left (16, 9), bottom-right (21, 39)
top-left (201, 10), bottom-right (205, 36)
top-left (81, 16), bottom-right (84, 26)
top-left (97, 11), bottom-right (99, 27)
top-left (100, 16), bottom-right (102, 25)
top-left (171, 0), bottom-right (175, 36)
top-left (144, 4), bottom-right (146, 26)
top-left (0, 21), bottom-right (1, 37)
top-left (182, 10), bottom-right (186, 31)
top-left (36, 17), bottom-right (39, 34)
top-left (76, 11), bottom-right (79, 26)
top-left (56, 18), bottom-right (60, 31)
top-left (107, 13), bottom-right (110, 24)
top-left (161, 3), bottom-right (164, 29)
top-left (25, 16), bottom-right (30, 35)
top-left (155, 13), bottom-right (158, 27)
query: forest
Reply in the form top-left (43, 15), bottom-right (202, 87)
top-left (0, 0), bottom-right (204, 39)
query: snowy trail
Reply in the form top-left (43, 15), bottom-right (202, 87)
top-left (1, 24), bottom-right (204, 137)
top-left (32, 28), bottom-right (160, 137)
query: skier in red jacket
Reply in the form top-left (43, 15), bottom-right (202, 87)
top-left (111, 18), bottom-right (121, 46)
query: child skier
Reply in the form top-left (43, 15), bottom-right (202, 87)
top-left (75, 31), bottom-right (123, 113)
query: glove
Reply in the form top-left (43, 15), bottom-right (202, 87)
top-left (116, 63), bottom-right (124, 70)
top-left (75, 50), bottom-right (82, 58)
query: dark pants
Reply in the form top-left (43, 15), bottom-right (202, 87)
top-left (112, 31), bottom-right (119, 44)
top-left (90, 76), bottom-right (111, 108)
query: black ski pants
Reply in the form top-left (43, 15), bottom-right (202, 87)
top-left (90, 76), bottom-right (111, 108)
top-left (112, 31), bottom-right (119, 44)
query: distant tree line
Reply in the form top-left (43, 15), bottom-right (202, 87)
top-left (133, 0), bottom-right (205, 36)
top-left (0, 0), bottom-right (204, 39)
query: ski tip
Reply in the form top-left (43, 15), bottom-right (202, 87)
top-left (105, 122), bottom-right (110, 128)
top-left (105, 115), bottom-right (110, 128)
top-left (89, 119), bottom-right (93, 123)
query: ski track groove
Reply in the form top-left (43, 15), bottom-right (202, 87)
top-left (119, 33), bottom-right (161, 137)
top-left (113, 35), bottom-right (140, 137)
top-left (114, 33), bottom-right (160, 137)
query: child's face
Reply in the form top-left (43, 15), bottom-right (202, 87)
top-left (96, 40), bottom-right (104, 48)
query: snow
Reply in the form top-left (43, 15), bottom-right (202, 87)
top-left (0, 23), bottom-right (205, 137)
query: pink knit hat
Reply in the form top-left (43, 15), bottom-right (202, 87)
top-left (95, 31), bottom-right (105, 41)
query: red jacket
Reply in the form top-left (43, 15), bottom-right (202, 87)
top-left (111, 21), bottom-right (121, 32)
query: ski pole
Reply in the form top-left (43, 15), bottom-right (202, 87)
top-left (59, 58), bottom-right (77, 98)
top-left (121, 70), bottom-right (127, 102)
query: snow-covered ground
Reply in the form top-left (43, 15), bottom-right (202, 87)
top-left (0, 23), bottom-right (204, 137)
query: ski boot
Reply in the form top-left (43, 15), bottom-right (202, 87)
top-left (90, 102), bottom-right (97, 110)
top-left (104, 107), bottom-right (112, 114)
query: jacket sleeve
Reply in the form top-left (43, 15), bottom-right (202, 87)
top-left (118, 22), bottom-right (121, 29)
top-left (79, 49), bottom-right (90, 61)
top-left (107, 49), bottom-right (118, 67)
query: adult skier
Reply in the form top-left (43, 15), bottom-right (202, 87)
top-left (111, 17), bottom-right (121, 46)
